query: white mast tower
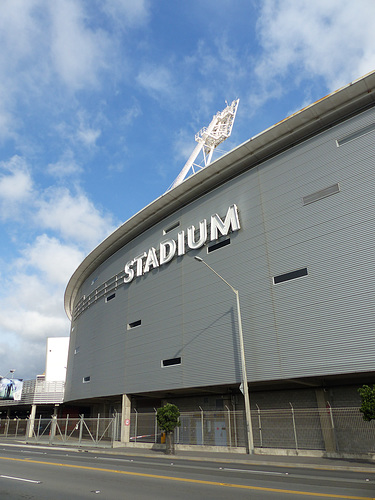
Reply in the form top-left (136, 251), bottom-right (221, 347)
top-left (169, 99), bottom-right (239, 190)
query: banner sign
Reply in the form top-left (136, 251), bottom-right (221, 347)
top-left (0, 377), bottom-right (23, 401)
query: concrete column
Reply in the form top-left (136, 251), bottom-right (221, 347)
top-left (27, 404), bottom-right (37, 438)
top-left (49, 415), bottom-right (57, 445)
top-left (315, 389), bottom-right (336, 453)
top-left (121, 394), bottom-right (131, 444)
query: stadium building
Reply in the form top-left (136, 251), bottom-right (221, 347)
top-left (64, 71), bottom-right (375, 447)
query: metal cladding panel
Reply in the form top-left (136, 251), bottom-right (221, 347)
top-left (257, 106), bottom-right (375, 380)
top-left (64, 104), bottom-right (375, 402)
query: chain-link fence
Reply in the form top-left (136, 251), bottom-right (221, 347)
top-left (129, 405), bottom-right (375, 454)
top-left (1, 406), bottom-right (375, 454)
top-left (0, 415), bottom-right (120, 447)
top-left (0, 417), bottom-right (28, 438)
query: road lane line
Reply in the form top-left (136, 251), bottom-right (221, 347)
top-left (223, 467), bottom-right (286, 475)
top-left (0, 456), bottom-right (373, 499)
top-left (1, 474), bottom-right (41, 484)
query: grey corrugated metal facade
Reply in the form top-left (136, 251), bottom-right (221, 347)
top-left (64, 71), bottom-right (375, 414)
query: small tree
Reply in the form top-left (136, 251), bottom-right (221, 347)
top-left (358, 385), bottom-right (375, 421)
top-left (157, 403), bottom-right (181, 455)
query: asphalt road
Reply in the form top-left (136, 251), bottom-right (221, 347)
top-left (0, 446), bottom-right (374, 499)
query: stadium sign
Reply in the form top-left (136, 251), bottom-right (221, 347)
top-left (124, 204), bottom-right (240, 283)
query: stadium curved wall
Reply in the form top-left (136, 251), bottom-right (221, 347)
top-left (64, 74), bottom-right (375, 407)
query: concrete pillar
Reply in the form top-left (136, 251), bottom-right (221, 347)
top-left (49, 415), bottom-right (57, 445)
top-left (121, 394), bottom-right (131, 444)
top-left (315, 389), bottom-right (336, 453)
top-left (27, 404), bottom-right (37, 438)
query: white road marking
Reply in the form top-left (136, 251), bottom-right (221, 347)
top-left (0, 474), bottom-right (41, 484)
top-left (222, 467), bottom-right (286, 476)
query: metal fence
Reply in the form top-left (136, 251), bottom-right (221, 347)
top-left (0, 415), bottom-right (120, 446)
top-left (130, 406), bottom-right (375, 454)
top-left (1, 406), bottom-right (375, 454)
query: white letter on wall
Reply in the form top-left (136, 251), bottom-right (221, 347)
top-left (177, 230), bottom-right (185, 256)
top-left (187, 219), bottom-right (207, 249)
top-left (144, 247), bottom-right (160, 274)
top-left (210, 204), bottom-right (240, 241)
top-left (124, 261), bottom-right (135, 283)
top-left (159, 239), bottom-right (176, 265)
top-left (133, 252), bottom-right (147, 277)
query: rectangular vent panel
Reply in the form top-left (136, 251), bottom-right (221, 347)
top-left (274, 267), bottom-right (308, 284)
top-left (337, 123), bottom-right (375, 146)
top-left (106, 293), bottom-right (116, 302)
top-left (162, 357), bottom-right (181, 367)
top-left (207, 238), bottom-right (231, 253)
top-left (127, 319), bottom-right (142, 329)
top-left (303, 184), bottom-right (340, 206)
top-left (163, 221), bottom-right (180, 234)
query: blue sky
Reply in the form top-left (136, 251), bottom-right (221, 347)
top-left (1, 0), bottom-right (375, 381)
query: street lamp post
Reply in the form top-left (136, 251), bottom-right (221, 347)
top-left (194, 256), bottom-right (254, 454)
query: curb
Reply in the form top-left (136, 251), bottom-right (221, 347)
top-left (1, 440), bottom-right (375, 474)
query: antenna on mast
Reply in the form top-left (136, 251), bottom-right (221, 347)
top-left (168, 99), bottom-right (239, 191)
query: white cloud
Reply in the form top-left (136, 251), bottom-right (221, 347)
top-left (0, 250), bottom-right (72, 377)
top-left (0, 333), bottom-right (48, 380)
top-left (0, 192), bottom-right (114, 378)
top-left (77, 126), bottom-right (101, 147)
top-left (0, 0), bottom-right (119, 142)
top-left (0, 1), bottom-right (42, 68)
top-left (120, 99), bottom-right (142, 127)
top-left (0, 308), bottom-right (68, 342)
top-left (0, 233), bottom-right (85, 378)
top-left (0, 98), bottom-right (18, 143)
top-left (256, 0), bottom-right (375, 91)
top-left (0, 156), bottom-right (33, 218)
top-left (19, 234), bottom-right (84, 285)
top-left (47, 151), bottom-right (83, 178)
top-left (48, 0), bottom-right (111, 90)
top-left (102, 0), bottom-right (150, 27)
top-left (36, 187), bottom-right (116, 249)
top-left (137, 66), bottom-right (175, 96)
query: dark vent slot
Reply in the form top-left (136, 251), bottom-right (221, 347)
top-left (274, 268), bottom-right (308, 284)
top-left (303, 183), bottom-right (340, 205)
top-left (207, 238), bottom-right (231, 253)
top-left (83, 376), bottom-right (91, 383)
top-left (337, 123), bottom-right (375, 146)
top-left (162, 357), bottom-right (181, 367)
top-left (106, 293), bottom-right (116, 302)
top-left (128, 319), bottom-right (142, 329)
top-left (163, 221), bottom-right (180, 234)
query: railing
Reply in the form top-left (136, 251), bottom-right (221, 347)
top-left (0, 379), bottom-right (65, 406)
top-left (1, 407), bottom-right (375, 454)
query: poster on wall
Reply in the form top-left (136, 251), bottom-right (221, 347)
top-left (0, 378), bottom-right (23, 401)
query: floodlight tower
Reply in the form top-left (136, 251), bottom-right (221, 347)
top-left (169, 99), bottom-right (239, 190)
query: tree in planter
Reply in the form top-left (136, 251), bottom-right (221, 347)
top-left (358, 385), bottom-right (375, 421)
top-left (157, 403), bottom-right (181, 455)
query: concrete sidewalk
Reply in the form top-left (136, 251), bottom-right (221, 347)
top-left (1, 437), bottom-right (375, 474)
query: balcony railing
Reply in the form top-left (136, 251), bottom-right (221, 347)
top-left (0, 379), bottom-right (65, 406)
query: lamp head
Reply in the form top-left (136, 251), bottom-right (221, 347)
top-left (194, 256), bottom-right (203, 262)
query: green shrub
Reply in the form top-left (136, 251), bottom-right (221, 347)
top-left (156, 403), bottom-right (181, 432)
top-left (358, 385), bottom-right (375, 421)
